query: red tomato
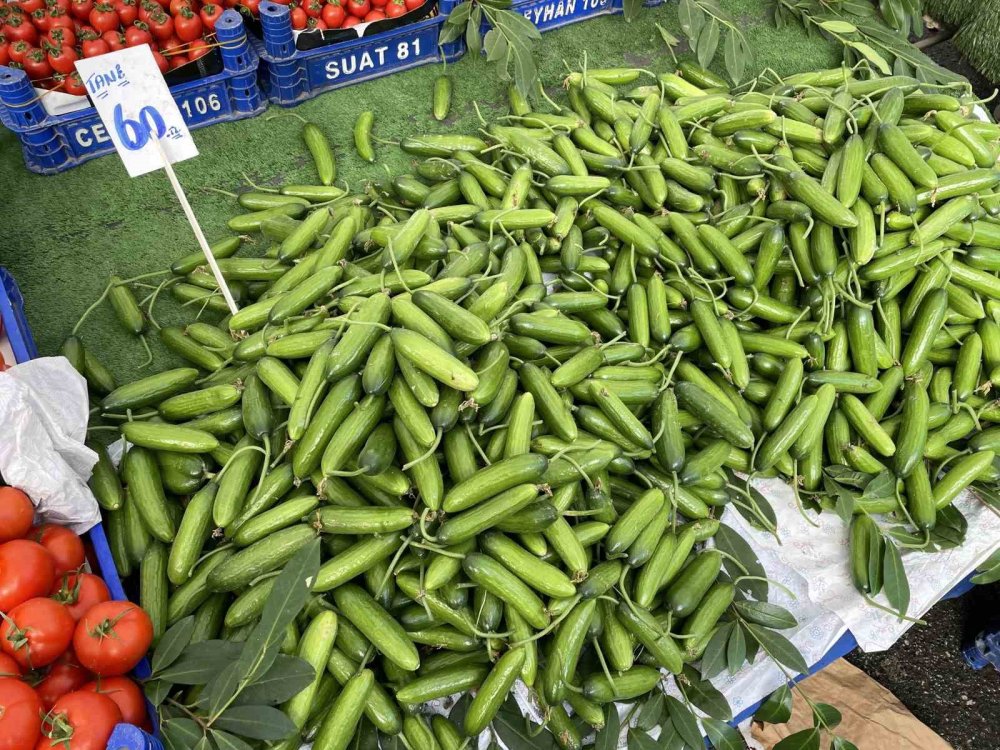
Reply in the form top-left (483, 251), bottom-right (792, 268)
top-left (123, 20), bottom-right (151, 45)
top-left (46, 43), bottom-right (78, 73)
top-left (0, 652), bottom-right (22, 677)
top-left (167, 0), bottom-right (190, 13)
top-left (69, 0), bottom-right (93, 19)
top-left (101, 27), bottom-right (124, 48)
top-left (40, 691), bottom-right (121, 750)
top-left (384, 0), bottom-right (403, 18)
top-left (114, 0), bottom-right (137, 24)
top-left (302, 0), bottom-right (321, 16)
top-left (290, 4), bottom-right (306, 27)
top-left (82, 677), bottom-right (145, 726)
top-left (0, 39), bottom-right (10, 67)
top-left (304, 15), bottom-right (325, 28)
top-left (0, 678), bottom-right (42, 749)
top-left (63, 70), bottom-right (87, 94)
top-left (345, 0), bottom-right (367, 17)
top-left (185, 36), bottom-right (207, 58)
top-left (402, 0), bottom-right (420, 10)
top-left (198, 1), bottom-right (219, 28)
top-left (341, 12), bottom-right (358, 24)
top-left (16, 0), bottom-right (45, 13)
top-left (239, 0), bottom-right (259, 15)
top-left (268, 0), bottom-right (290, 5)
top-left (173, 6), bottom-right (201, 40)
top-left (47, 6), bottom-right (77, 30)
top-left (3, 14), bottom-right (39, 44)
top-left (320, 0), bottom-right (342, 25)
top-left (167, 51), bottom-right (187, 67)
top-left (28, 525), bottom-right (84, 578)
top-left (363, 8), bottom-right (383, 20)
top-left (30, 7), bottom-right (51, 31)
top-left (88, 3), bottom-right (118, 31)
top-left (0, 487), bottom-right (34, 543)
top-left (50, 573), bottom-right (111, 622)
top-left (73, 601), bottom-right (153, 677)
top-left (35, 652), bottom-right (91, 710)
top-left (8, 38), bottom-right (31, 63)
top-left (0, 598), bottom-right (75, 670)
top-left (52, 0), bottom-right (74, 14)
top-left (80, 35), bottom-right (109, 54)
top-left (45, 23), bottom-right (76, 47)
top-left (147, 10), bottom-right (172, 38)
top-left (0, 540), bottom-right (55, 613)
top-left (137, 0), bottom-right (157, 21)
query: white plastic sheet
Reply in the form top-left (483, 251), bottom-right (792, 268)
top-left (0, 357), bottom-right (101, 533)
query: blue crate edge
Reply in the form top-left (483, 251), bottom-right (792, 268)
top-left (0, 268), bottom-right (162, 750)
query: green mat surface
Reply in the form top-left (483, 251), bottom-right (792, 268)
top-left (0, 0), bottom-right (841, 381)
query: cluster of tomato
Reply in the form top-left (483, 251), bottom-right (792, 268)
top-left (0, 0), bottom-right (222, 94)
top-left (0, 486), bottom-right (154, 750)
top-left (283, 0), bottom-right (426, 32)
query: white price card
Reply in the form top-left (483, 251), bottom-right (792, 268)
top-left (75, 46), bottom-right (198, 177)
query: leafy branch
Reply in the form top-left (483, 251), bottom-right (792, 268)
top-left (771, 0), bottom-right (966, 85)
top-left (149, 539), bottom-right (322, 750)
top-left (676, 0), bottom-right (754, 83)
top-left (440, 0), bottom-right (543, 96)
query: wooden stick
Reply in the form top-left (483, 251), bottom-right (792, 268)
top-left (155, 138), bottom-right (239, 315)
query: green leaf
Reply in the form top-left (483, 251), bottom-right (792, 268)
top-left (665, 696), bottom-right (703, 750)
top-left (594, 704), bottom-right (621, 750)
top-left (152, 616), bottom-right (196, 675)
top-left (775, 728), bottom-right (821, 750)
top-left (882, 541), bottom-right (910, 616)
top-left (144, 679), bottom-right (171, 707)
top-left (746, 625), bottom-right (809, 675)
top-left (636, 692), bottom-right (665, 731)
top-left (622, 0), bottom-right (642, 22)
top-left (886, 525), bottom-right (924, 546)
top-left (825, 476), bottom-right (856, 525)
top-left (736, 480), bottom-right (778, 531)
top-left (233, 539), bottom-right (320, 690)
top-left (206, 662), bottom-right (243, 719)
top-left (234, 654), bottom-right (315, 706)
top-left (734, 601), bottom-right (798, 630)
top-left (696, 17), bottom-right (720, 69)
top-left (848, 41), bottom-right (893, 75)
top-left (723, 30), bottom-right (744, 85)
top-left (439, 21), bottom-right (464, 45)
top-left (466, 11), bottom-right (482, 56)
top-left (755, 683), bottom-right (792, 724)
top-left (727, 621), bottom-right (747, 674)
top-left (703, 717), bottom-right (744, 750)
top-left (832, 737), bottom-right (861, 750)
top-left (715, 524), bottom-right (768, 600)
top-left (974, 484), bottom-right (1000, 512)
top-left (494, 695), bottom-right (555, 750)
top-left (681, 665), bottom-right (732, 721)
top-left (446, 0), bottom-right (470, 24)
top-left (212, 705), bottom-right (298, 741)
top-left (484, 28), bottom-right (507, 63)
top-left (209, 730), bottom-right (255, 750)
top-left (677, 0), bottom-right (704, 41)
top-left (811, 702), bottom-right (842, 729)
top-left (161, 719), bottom-right (205, 750)
top-left (819, 19), bottom-right (857, 33)
top-left (972, 548), bottom-right (1000, 585)
top-left (658, 718), bottom-right (685, 750)
top-left (863, 470), bottom-right (895, 500)
top-left (868, 532), bottom-right (885, 597)
top-left (448, 693), bottom-right (472, 729)
top-left (627, 730), bottom-right (659, 750)
top-left (656, 22), bottom-right (680, 48)
top-left (156, 641), bottom-right (243, 685)
top-left (700, 621), bottom-right (733, 679)
top-left (824, 466), bottom-right (871, 489)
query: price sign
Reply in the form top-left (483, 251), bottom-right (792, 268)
top-left (75, 46), bottom-right (198, 177)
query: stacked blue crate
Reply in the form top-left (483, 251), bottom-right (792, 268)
top-left (0, 10), bottom-right (264, 175)
top-left (254, 0), bottom-right (465, 106)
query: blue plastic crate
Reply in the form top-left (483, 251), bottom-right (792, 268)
top-left (0, 267), bottom-right (163, 750)
top-left (0, 10), bottom-right (264, 175)
top-left (253, 0), bottom-right (464, 106)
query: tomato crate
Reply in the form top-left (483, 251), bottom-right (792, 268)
top-left (252, 0), bottom-right (465, 106)
top-left (0, 10), bottom-right (264, 176)
top-left (0, 267), bottom-right (163, 750)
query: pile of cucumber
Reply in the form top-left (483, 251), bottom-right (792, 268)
top-left (68, 62), bottom-right (1000, 749)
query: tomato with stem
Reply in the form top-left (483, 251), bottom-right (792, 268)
top-left (88, 3), bottom-right (118, 31)
top-left (114, 0), bottom-right (137, 23)
top-left (50, 573), bottom-right (111, 621)
top-left (0, 597), bottom-right (75, 670)
top-left (41, 691), bottom-right (121, 750)
top-left (320, 0), bottom-right (343, 26)
top-left (345, 0), bottom-right (368, 17)
top-left (73, 601), bottom-right (153, 677)
top-left (173, 6), bottom-right (201, 41)
top-left (198, 2), bottom-right (221, 28)
top-left (35, 652), bottom-right (91, 710)
top-left (28, 525), bottom-right (84, 579)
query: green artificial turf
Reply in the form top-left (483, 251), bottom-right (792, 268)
top-left (0, 0), bottom-right (842, 382)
